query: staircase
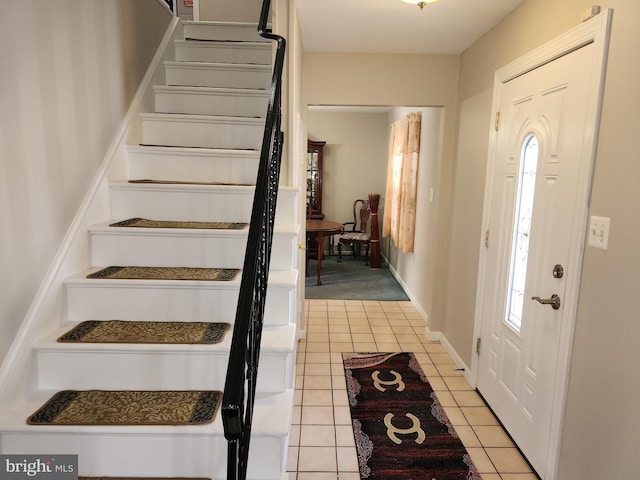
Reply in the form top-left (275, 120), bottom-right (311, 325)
top-left (0, 20), bottom-right (298, 480)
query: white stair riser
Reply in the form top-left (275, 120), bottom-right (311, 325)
top-left (183, 22), bottom-right (269, 43)
top-left (89, 229), bottom-right (296, 270)
top-left (141, 114), bottom-right (263, 150)
top-left (36, 350), bottom-right (294, 393)
top-left (154, 86), bottom-right (269, 117)
top-left (1, 432), bottom-right (286, 479)
top-left (110, 184), bottom-right (298, 224)
top-left (165, 62), bottom-right (271, 89)
top-left (127, 146), bottom-right (259, 184)
top-left (65, 281), bottom-right (295, 326)
top-left (174, 40), bottom-right (271, 64)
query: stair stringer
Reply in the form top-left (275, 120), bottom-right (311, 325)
top-left (0, 16), bottom-right (182, 406)
top-left (0, 18), bottom-right (299, 480)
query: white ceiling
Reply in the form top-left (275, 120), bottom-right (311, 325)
top-left (296, 0), bottom-right (525, 54)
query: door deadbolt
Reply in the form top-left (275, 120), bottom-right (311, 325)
top-left (531, 294), bottom-right (561, 310)
top-left (553, 264), bottom-right (564, 279)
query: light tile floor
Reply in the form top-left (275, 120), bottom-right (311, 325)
top-left (288, 299), bottom-right (538, 480)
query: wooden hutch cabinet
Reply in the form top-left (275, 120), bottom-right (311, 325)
top-left (306, 140), bottom-right (326, 219)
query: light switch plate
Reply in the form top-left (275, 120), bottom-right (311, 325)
top-left (588, 216), bottom-right (610, 250)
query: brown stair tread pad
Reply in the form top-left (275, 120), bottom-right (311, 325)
top-left (109, 218), bottom-right (248, 230)
top-left (129, 179), bottom-right (254, 186)
top-left (87, 266), bottom-right (239, 281)
top-left (28, 390), bottom-right (221, 425)
top-left (58, 321), bottom-right (230, 344)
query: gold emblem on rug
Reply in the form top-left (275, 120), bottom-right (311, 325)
top-left (372, 370), bottom-right (405, 392)
top-left (384, 413), bottom-right (426, 445)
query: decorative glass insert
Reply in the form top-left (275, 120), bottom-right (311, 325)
top-left (506, 134), bottom-right (539, 331)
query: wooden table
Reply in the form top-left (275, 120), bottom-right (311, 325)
top-left (306, 219), bottom-right (342, 286)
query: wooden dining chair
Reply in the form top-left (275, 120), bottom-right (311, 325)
top-left (337, 199), bottom-right (371, 265)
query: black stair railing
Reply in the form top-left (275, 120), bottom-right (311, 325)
top-left (221, 1), bottom-right (287, 479)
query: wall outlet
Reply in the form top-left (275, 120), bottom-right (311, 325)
top-left (588, 216), bottom-right (610, 250)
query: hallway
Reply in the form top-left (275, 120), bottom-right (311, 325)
top-left (288, 299), bottom-right (537, 479)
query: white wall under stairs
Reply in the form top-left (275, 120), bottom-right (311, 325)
top-left (0, 20), bottom-right (297, 480)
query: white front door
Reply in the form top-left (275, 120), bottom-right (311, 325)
top-left (474, 12), bottom-right (612, 479)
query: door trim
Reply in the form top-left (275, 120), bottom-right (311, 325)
top-left (470, 10), bottom-right (612, 480)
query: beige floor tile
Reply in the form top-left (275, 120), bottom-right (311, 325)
top-left (353, 342), bottom-right (377, 352)
top-left (298, 446), bottom-right (337, 471)
top-left (308, 325), bottom-right (329, 334)
top-left (421, 364), bottom-right (441, 377)
top-left (430, 353), bottom-right (455, 364)
top-left (347, 318), bottom-right (370, 326)
top-left (346, 311), bottom-right (368, 319)
top-left (294, 389), bottom-right (303, 406)
top-left (335, 425), bottom-right (356, 447)
top-left (297, 473), bottom-right (340, 480)
top-left (351, 333), bottom-right (375, 343)
top-left (442, 406), bottom-right (469, 426)
top-left (301, 406), bottom-right (335, 425)
top-left (461, 406), bottom-right (500, 426)
top-left (423, 342), bottom-right (447, 353)
top-left (328, 318), bottom-right (349, 326)
top-left (332, 389), bottom-right (349, 406)
top-left (427, 377), bottom-right (449, 391)
top-left (375, 343), bottom-right (402, 352)
top-left (296, 375), bottom-right (304, 389)
top-left (336, 447), bottom-right (359, 471)
top-left (332, 374), bottom-right (347, 389)
top-left (338, 473), bottom-right (360, 480)
top-left (373, 333), bottom-right (398, 343)
top-left (443, 376), bottom-right (474, 391)
top-left (290, 424), bottom-right (301, 446)
top-left (349, 325), bottom-right (372, 334)
top-left (368, 318), bottom-right (391, 326)
top-left (305, 364), bottom-right (332, 376)
top-left (300, 425), bottom-right (336, 446)
top-left (412, 352), bottom-right (433, 365)
top-left (473, 426), bottom-right (514, 447)
top-left (292, 406), bottom-right (301, 424)
top-left (499, 474), bottom-right (538, 480)
top-left (302, 390), bottom-right (334, 406)
top-left (333, 406), bottom-right (352, 425)
top-left (370, 325), bottom-right (393, 334)
top-left (304, 375), bottom-right (333, 390)
top-left (330, 342), bottom-right (354, 353)
top-left (466, 448), bottom-right (497, 474)
top-left (398, 342), bottom-right (426, 353)
top-left (287, 446), bottom-right (299, 472)
top-left (451, 425), bottom-right (481, 447)
top-left (478, 474), bottom-right (501, 480)
top-left (366, 312), bottom-right (387, 319)
top-left (433, 391), bottom-right (457, 407)
top-left (329, 324), bottom-right (351, 333)
top-left (485, 448), bottom-right (532, 473)
top-left (308, 333), bottom-right (330, 343)
top-left (330, 352), bottom-right (344, 363)
top-left (305, 353), bottom-right (332, 364)
top-left (391, 325), bottom-right (415, 334)
top-left (331, 363), bottom-right (345, 375)
top-left (306, 343), bottom-right (331, 353)
top-left (436, 364), bottom-right (465, 376)
top-left (330, 333), bottom-right (353, 343)
top-left (395, 333), bottom-right (420, 343)
top-left (451, 390), bottom-right (486, 407)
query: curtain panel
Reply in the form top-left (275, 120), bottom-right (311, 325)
top-left (382, 111), bottom-right (421, 253)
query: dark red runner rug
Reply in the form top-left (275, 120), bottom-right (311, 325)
top-left (343, 352), bottom-right (480, 480)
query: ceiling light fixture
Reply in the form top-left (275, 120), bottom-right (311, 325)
top-left (402, 0), bottom-right (439, 10)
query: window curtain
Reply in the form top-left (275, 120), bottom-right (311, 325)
top-left (382, 111), bottom-right (421, 253)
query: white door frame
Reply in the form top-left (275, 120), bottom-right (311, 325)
top-left (469, 10), bottom-right (612, 480)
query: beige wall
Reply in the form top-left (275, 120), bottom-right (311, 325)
top-left (303, 52), bottom-right (460, 331)
top-left (199, 0), bottom-right (263, 22)
top-left (0, 0), bottom-right (171, 366)
top-left (450, 0), bottom-right (640, 478)
top-left (307, 111), bottom-right (389, 224)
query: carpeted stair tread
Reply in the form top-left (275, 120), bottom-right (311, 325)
top-left (87, 266), bottom-right (239, 281)
top-left (109, 218), bottom-right (248, 230)
top-left (28, 390), bottom-right (221, 426)
top-left (58, 320), bottom-right (230, 344)
top-left (129, 178), bottom-right (254, 187)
